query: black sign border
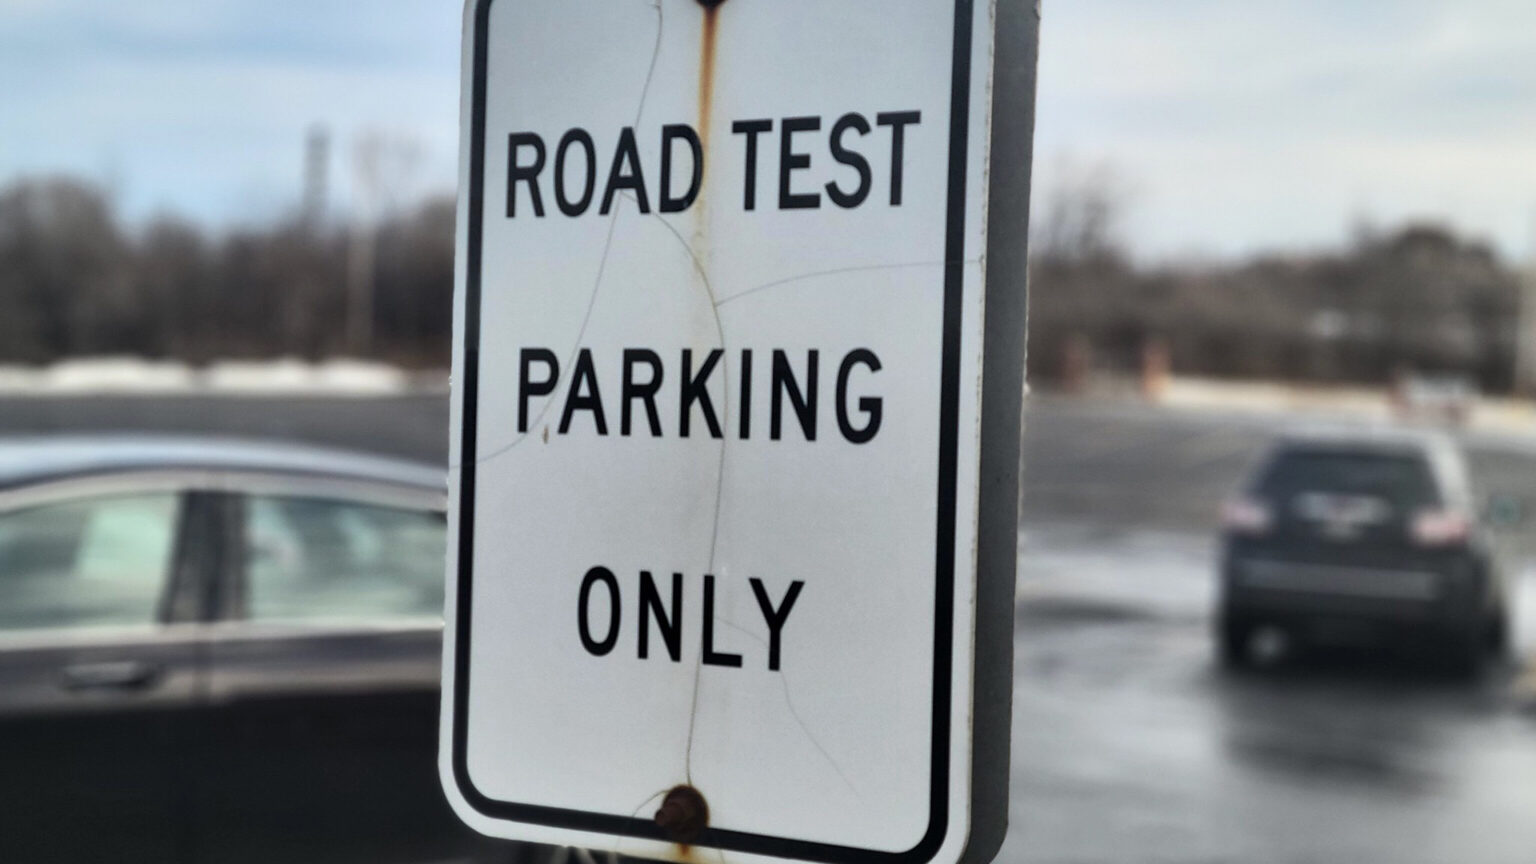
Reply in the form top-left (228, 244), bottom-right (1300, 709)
top-left (450, 1), bottom-right (974, 861)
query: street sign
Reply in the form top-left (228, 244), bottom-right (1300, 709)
top-left (442, 2), bottom-right (1036, 863)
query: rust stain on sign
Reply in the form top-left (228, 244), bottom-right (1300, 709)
top-left (690, 1), bottom-right (722, 269)
top-left (698, 3), bottom-right (719, 165)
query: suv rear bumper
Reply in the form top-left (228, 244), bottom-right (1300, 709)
top-left (1219, 547), bottom-right (1486, 639)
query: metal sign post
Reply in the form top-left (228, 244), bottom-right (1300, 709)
top-left (442, 2), bottom-right (1037, 863)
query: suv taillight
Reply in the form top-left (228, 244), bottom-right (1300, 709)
top-left (1410, 509), bottom-right (1470, 547)
top-left (1221, 498), bottom-right (1273, 536)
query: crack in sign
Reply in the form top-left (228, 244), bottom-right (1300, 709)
top-left (463, 0), bottom-right (666, 469)
top-left (641, 203), bottom-right (728, 785)
top-left (718, 617), bottom-right (864, 800)
top-left (713, 260), bottom-right (952, 307)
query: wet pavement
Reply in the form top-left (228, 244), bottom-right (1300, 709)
top-left (1009, 396), bottom-right (1536, 863)
top-left (1002, 520), bottom-right (1536, 864)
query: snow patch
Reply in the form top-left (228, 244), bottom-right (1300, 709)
top-left (0, 357), bottom-right (445, 397)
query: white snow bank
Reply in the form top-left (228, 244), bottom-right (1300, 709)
top-left (0, 357), bottom-right (446, 397)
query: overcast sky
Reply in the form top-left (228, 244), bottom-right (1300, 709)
top-left (1037, 0), bottom-right (1536, 262)
top-left (0, 1), bottom-right (461, 228)
top-left (2, 1), bottom-right (1533, 261)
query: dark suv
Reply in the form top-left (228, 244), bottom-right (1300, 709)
top-left (1217, 430), bottom-right (1510, 672)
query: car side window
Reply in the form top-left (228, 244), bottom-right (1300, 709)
top-left (242, 494), bottom-right (445, 622)
top-left (0, 494), bottom-right (182, 631)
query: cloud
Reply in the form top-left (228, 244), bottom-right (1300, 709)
top-left (1033, 0), bottom-right (1536, 260)
top-left (4, 0), bottom-right (1533, 258)
top-left (0, 1), bottom-right (460, 227)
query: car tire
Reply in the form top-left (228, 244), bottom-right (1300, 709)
top-left (1444, 625), bottom-right (1485, 680)
top-left (1217, 617), bottom-right (1250, 669)
top-left (1487, 608), bottom-right (1510, 658)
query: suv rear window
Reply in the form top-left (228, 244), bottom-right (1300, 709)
top-left (1254, 449), bottom-right (1440, 510)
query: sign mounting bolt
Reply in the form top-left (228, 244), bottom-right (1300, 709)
top-left (654, 785), bottom-right (709, 845)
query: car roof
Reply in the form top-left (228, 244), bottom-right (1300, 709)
top-left (1270, 425), bottom-right (1459, 457)
top-left (1257, 425), bottom-right (1472, 502)
top-left (0, 435), bottom-right (445, 493)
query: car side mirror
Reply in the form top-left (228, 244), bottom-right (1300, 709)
top-left (1483, 494), bottom-right (1524, 529)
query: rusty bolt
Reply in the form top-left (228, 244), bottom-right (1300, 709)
top-left (697, 0), bottom-right (727, 7)
top-left (654, 785), bottom-right (709, 845)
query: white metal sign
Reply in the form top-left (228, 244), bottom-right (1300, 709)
top-left (442, 2), bottom-right (1031, 863)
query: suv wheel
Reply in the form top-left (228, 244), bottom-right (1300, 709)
top-left (1487, 608), bottom-right (1510, 657)
top-left (1217, 617), bottom-right (1251, 669)
top-left (1445, 625), bottom-right (1486, 679)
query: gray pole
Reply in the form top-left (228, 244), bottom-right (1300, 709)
top-left (961, 2), bottom-right (1039, 863)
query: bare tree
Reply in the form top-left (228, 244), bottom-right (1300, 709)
top-left (0, 178), bottom-right (132, 361)
top-left (348, 130), bottom-right (428, 355)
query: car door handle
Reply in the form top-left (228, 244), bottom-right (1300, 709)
top-left (61, 661), bottom-right (163, 692)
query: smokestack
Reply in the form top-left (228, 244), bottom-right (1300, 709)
top-left (302, 124), bottom-right (330, 226)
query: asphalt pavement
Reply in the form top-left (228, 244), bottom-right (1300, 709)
top-left (1004, 519), bottom-right (1536, 864)
top-left (3, 392), bottom-right (1536, 863)
top-left (1013, 397), bottom-right (1536, 864)
top-left (0, 392), bottom-right (450, 464)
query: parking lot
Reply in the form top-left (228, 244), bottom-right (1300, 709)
top-left (5, 392), bottom-right (1536, 864)
top-left (1013, 398), bottom-right (1536, 864)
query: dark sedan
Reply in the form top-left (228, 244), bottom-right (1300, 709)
top-left (0, 436), bottom-right (518, 863)
top-left (1217, 429), bottom-right (1512, 674)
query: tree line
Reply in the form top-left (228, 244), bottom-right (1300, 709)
top-left (0, 176), bottom-right (452, 366)
top-left (2, 172), bottom-right (1526, 394)
top-left (1029, 172), bottom-right (1524, 393)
